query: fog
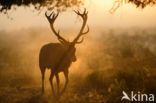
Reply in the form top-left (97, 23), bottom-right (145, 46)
top-left (0, 27), bottom-right (156, 102)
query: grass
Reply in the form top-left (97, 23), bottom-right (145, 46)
top-left (0, 28), bottom-right (156, 103)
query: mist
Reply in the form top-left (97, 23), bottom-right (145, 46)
top-left (0, 27), bottom-right (156, 102)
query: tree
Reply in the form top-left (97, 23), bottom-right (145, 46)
top-left (0, 0), bottom-right (83, 13)
top-left (110, 0), bottom-right (156, 13)
top-left (0, 0), bottom-right (156, 14)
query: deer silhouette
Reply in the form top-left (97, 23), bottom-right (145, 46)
top-left (39, 9), bottom-right (89, 98)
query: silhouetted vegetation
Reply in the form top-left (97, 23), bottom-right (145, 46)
top-left (1, 0), bottom-right (156, 14)
top-left (79, 29), bottom-right (156, 103)
top-left (128, 0), bottom-right (156, 8)
top-left (0, 0), bottom-right (83, 14)
top-left (111, 0), bottom-right (156, 13)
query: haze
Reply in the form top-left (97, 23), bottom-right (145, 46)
top-left (0, 0), bottom-right (156, 31)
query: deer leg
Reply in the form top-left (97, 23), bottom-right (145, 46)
top-left (41, 68), bottom-right (45, 94)
top-left (60, 71), bottom-right (69, 96)
top-left (55, 74), bottom-right (60, 95)
top-left (49, 71), bottom-right (56, 97)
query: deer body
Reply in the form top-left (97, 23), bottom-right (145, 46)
top-left (39, 43), bottom-right (76, 72)
top-left (39, 9), bottom-right (89, 99)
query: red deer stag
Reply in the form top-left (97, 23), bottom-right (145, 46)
top-left (39, 9), bottom-right (89, 98)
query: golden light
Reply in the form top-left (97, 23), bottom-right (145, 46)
top-left (91, 0), bottom-right (113, 6)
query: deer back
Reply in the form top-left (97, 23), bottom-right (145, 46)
top-left (39, 43), bottom-right (74, 72)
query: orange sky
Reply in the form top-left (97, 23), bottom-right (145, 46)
top-left (0, 0), bottom-right (156, 31)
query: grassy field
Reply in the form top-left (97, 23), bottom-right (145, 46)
top-left (0, 28), bottom-right (156, 103)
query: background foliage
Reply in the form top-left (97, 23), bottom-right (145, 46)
top-left (0, 0), bottom-right (156, 14)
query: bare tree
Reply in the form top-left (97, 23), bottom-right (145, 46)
top-left (39, 9), bottom-right (89, 99)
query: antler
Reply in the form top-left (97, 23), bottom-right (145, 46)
top-left (45, 11), bottom-right (67, 44)
top-left (73, 8), bottom-right (89, 44)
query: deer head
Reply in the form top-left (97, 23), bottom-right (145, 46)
top-left (45, 9), bottom-right (89, 62)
